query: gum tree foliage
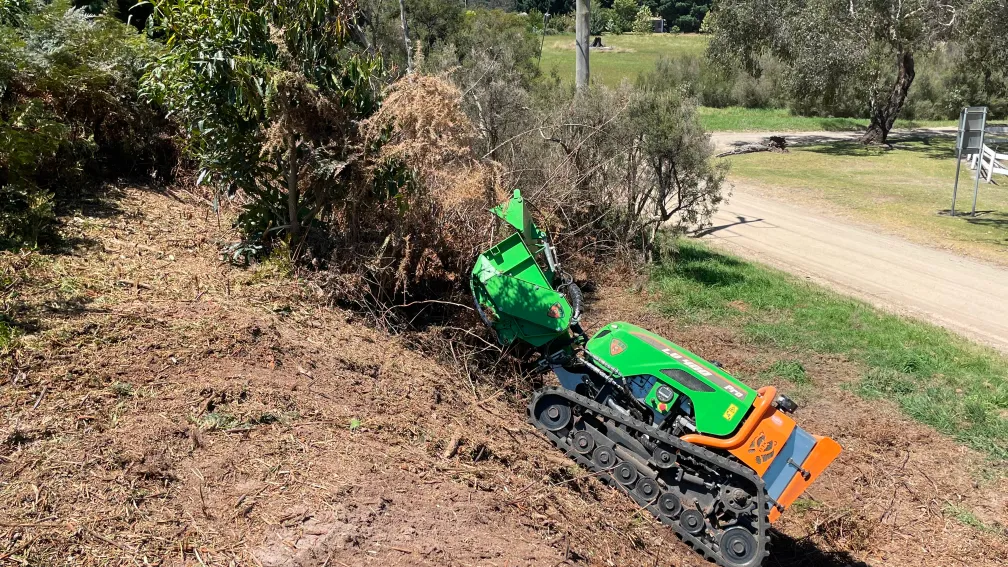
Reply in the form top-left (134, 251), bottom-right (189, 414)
top-left (424, 10), bottom-right (539, 161)
top-left (959, 0), bottom-right (1007, 109)
top-left (632, 5), bottom-right (653, 33)
top-left (591, 6), bottom-right (614, 34)
top-left (515, 0), bottom-right (574, 15)
top-left (143, 0), bottom-right (381, 246)
top-left (708, 0), bottom-right (962, 144)
top-left (354, 0), bottom-right (463, 73)
top-left (611, 0), bottom-right (637, 32)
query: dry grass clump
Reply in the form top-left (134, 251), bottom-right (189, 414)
top-left (366, 74), bottom-right (500, 208)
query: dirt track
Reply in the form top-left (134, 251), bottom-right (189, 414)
top-left (708, 127), bottom-right (957, 153)
top-left (701, 188), bottom-right (1008, 353)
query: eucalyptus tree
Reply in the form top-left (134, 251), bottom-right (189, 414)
top-left (143, 0), bottom-right (381, 246)
top-left (708, 0), bottom-right (963, 144)
top-left (960, 0), bottom-right (1008, 101)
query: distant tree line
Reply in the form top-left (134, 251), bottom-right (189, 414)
top-left (2, 0), bottom-right (1005, 262)
top-left (516, 0), bottom-right (710, 33)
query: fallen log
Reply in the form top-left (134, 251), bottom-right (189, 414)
top-left (716, 135), bottom-right (789, 158)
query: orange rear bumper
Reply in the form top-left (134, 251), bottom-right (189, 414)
top-left (768, 436), bottom-right (842, 522)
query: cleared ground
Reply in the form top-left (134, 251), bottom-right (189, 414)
top-left (1, 186), bottom-right (1006, 566)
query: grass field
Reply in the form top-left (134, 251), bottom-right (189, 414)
top-left (538, 32), bottom-right (707, 87)
top-left (698, 107), bottom-right (870, 132)
top-left (654, 240), bottom-right (1008, 461)
top-left (538, 33), bottom-right (956, 132)
top-left (726, 138), bottom-right (1008, 263)
top-left (698, 107), bottom-right (956, 132)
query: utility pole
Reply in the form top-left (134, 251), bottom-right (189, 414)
top-left (575, 0), bottom-right (589, 90)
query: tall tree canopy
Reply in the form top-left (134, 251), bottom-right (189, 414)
top-left (960, 0), bottom-right (1008, 102)
top-left (708, 0), bottom-right (962, 144)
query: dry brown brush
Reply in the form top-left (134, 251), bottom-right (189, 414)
top-left (318, 74), bottom-right (503, 313)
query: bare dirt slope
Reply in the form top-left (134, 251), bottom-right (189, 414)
top-left (2, 187), bottom-right (1006, 567)
top-left (700, 188), bottom-right (1008, 353)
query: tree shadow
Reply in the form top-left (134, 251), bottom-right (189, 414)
top-left (936, 210), bottom-right (1008, 230)
top-left (803, 134), bottom-right (958, 160)
top-left (676, 240), bottom-right (748, 268)
top-left (7, 180), bottom-right (179, 255)
top-left (964, 214), bottom-right (1008, 229)
top-left (660, 241), bottom-right (749, 288)
top-left (770, 531), bottom-right (871, 567)
top-left (693, 215), bottom-right (764, 237)
top-left (2, 180), bottom-right (174, 337)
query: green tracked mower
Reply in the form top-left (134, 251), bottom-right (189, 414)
top-left (471, 189), bottom-right (842, 567)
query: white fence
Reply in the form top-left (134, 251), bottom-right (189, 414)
top-left (967, 143), bottom-right (1007, 182)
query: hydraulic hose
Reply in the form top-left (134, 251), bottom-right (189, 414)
top-left (568, 282), bottom-right (583, 321)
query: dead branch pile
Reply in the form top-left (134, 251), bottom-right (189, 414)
top-left (715, 135), bottom-right (789, 157)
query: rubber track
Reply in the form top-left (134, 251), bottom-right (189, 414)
top-left (527, 387), bottom-right (771, 567)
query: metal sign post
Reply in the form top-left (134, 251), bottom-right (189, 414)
top-left (951, 106), bottom-right (988, 217)
top-left (951, 110), bottom-right (965, 217)
top-left (970, 108), bottom-right (988, 216)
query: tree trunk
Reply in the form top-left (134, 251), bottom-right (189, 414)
top-left (861, 50), bottom-right (915, 145)
top-left (399, 0), bottom-right (412, 73)
top-left (286, 126), bottom-right (301, 244)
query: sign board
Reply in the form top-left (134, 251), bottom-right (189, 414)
top-left (951, 106), bottom-right (989, 216)
top-left (955, 106), bottom-right (988, 155)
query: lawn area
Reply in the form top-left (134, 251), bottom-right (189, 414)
top-left (538, 32), bottom-right (707, 87)
top-left (699, 107), bottom-right (869, 132)
top-left (726, 137), bottom-right (1008, 263)
top-left (698, 106), bottom-right (956, 132)
top-left (538, 34), bottom-right (955, 132)
top-left (653, 240), bottom-right (1008, 461)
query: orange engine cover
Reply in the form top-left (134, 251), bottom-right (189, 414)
top-left (682, 386), bottom-right (841, 522)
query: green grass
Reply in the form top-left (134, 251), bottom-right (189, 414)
top-left (763, 359), bottom-right (810, 385)
top-left (699, 107), bottom-right (955, 132)
top-left (0, 320), bottom-right (16, 350)
top-left (728, 138), bottom-right (1008, 263)
top-left (538, 32), bottom-right (707, 87)
top-left (943, 503), bottom-right (1007, 535)
top-left (699, 107), bottom-right (871, 132)
top-left (653, 240), bottom-right (1008, 461)
top-left (538, 34), bottom-right (956, 132)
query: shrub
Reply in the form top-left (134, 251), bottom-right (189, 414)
top-left (496, 83), bottom-right (726, 262)
top-left (632, 6), bottom-right (653, 34)
top-left (591, 7), bottom-right (614, 35)
top-left (548, 13), bottom-right (575, 33)
top-left (143, 0), bottom-right (381, 251)
top-left (0, 0), bottom-right (174, 249)
top-left (324, 75), bottom-right (502, 305)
